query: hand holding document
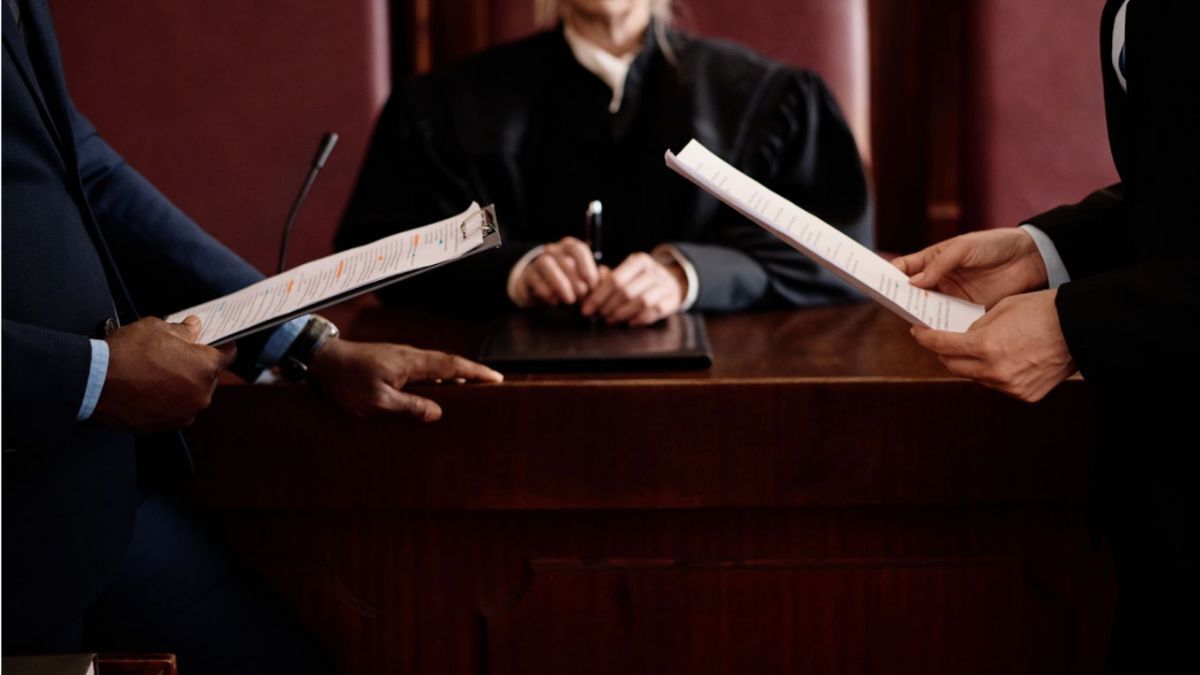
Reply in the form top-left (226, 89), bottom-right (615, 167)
top-left (167, 203), bottom-right (500, 345)
top-left (666, 141), bottom-right (984, 332)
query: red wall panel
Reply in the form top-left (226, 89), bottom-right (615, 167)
top-left (965, 0), bottom-right (1118, 230)
top-left (52, 0), bottom-right (391, 275)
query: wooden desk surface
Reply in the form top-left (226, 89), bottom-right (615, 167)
top-left (329, 295), bottom-right (954, 381)
top-left (190, 297), bottom-right (1092, 511)
top-left (186, 298), bottom-right (1109, 675)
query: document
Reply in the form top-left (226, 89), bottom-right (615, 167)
top-left (167, 202), bottom-right (498, 345)
top-left (666, 140), bottom-right (984, 332)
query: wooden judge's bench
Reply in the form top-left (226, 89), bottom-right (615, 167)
top-left (186, 298), bottom-right (1114, 675)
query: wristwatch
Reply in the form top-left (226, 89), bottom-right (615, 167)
top-left (279, 315), bottom-right (340, 382)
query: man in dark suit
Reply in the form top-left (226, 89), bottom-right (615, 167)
top-left (892, 0), bottom-right (1198, 670)
top-left (2, 0), bottom-right (501, 671)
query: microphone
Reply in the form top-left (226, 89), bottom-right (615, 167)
top-left (278, 132), bottom-right (339, 273)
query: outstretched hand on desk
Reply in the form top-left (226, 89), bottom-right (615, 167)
top-left (307, 340), bottom-right (502, 422)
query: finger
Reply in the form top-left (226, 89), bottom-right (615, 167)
top-left (600, 270), bottom-right (655, 318)
top-left (533, 256), bottom-right (576, 304)
top-left (891, 248), bottom-right (934, 276)
top-left (607, 296), bottom-right (651, 324)
top-left (377, 387), bottom-right (444, 422)
top-left (524, 265), bottom-right (558, 305)
top-left (908, 241), bottom-right (969, 287)
top-left (551, 253), bottom-right (589, 297)
top-left (629, 307), bottom-right (661, 327)
top-left (560, 237), bottom-right (600, 288)
top-left (936, 354), bottom-right (996, 383)
top-left (910, 325), bottom-right (978, 358)
top-left (601, 272), bottom-right (660, 322)
top-left (581, 274), bottom-right (617, 316)
top-left (165, 315), bottom-right (203, 343)
top-left (610, 253), bottom-right (651, 286)
top-left (627, 287), bottom-right (675, 326)
top-left (416, 351), bottom-right (504, 383)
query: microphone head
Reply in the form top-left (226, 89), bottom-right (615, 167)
top-left (313, 132), bottom-right (339, 169)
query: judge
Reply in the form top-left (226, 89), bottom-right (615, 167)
top-left (337, 0), bottom-right (872, 325)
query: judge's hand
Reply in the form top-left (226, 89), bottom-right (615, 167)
top-left (892, 228), bottom-right (1049, 308)
top-left (911, 289), bottom-right (1075, 403)
top-left (94, 315), bottom-right (236, 432)
top-left (512, 237), bottom-right (600, 307)
top-left (580, 252), bottom-right (686, 326)
top-left (307, 339), bottom-right (503, 422)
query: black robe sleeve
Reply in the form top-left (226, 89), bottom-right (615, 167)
top-left (336, 88), bottom-right (538, 311)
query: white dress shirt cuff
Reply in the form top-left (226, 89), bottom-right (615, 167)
top-left (256, 316), bottom-right (311, 369)
top-left (1019, 224), bottom-right (1071, 289)
top-left (652, 244), bottom-right (700, 312)
top-left (77, 338), bottom-right (110, 421)
top-left (506, 245), bottom-right (547, 308)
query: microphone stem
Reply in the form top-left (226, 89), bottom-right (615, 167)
top-left (278, 167), bottom-right (320, 274)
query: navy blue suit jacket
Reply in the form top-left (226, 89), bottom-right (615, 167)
top-left (2, 0), bottom-right (270, 646)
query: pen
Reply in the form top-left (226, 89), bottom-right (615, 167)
top-left (585, 200), bottom-right (603, 265)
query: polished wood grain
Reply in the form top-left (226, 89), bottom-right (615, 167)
top-left (96, 654), bottom-right (177, 675)
top-left (187, 298), bottom-right (1112, 674)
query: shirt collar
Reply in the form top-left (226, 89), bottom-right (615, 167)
top-left (562, 22), bottom-right (642, 113)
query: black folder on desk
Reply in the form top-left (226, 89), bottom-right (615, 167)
top-left (478, 312), bottom-right (713, 372)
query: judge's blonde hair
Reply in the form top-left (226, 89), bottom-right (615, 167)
top-left (534, 0), bottom-right (674, 27)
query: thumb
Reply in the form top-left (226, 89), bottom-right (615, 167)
top-left (165, 315), bottom-right (203, 343)
top-left (213, 342), bottom-right (238, 370)
top-left (909, 241), bottom-right (968, 288)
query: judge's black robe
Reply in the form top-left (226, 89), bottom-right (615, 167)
top-left (337, 26), bottom-right (872, 313)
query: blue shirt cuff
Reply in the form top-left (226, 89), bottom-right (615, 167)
top-left (1019, 224), bottom-right (1071, 289)
top-left (77, 338), bottom-right (110, 421)
top-left (256, 316), bottom-right (309, 369)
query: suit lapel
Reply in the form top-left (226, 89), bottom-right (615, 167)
top-left (17, 0), bottom-right (84, 176)
top-left (2, 6), bottom-right (68, 155)
top-left (5, 0), bottom-right (141, 324)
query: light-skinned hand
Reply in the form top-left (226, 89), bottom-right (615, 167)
top-left (892, 228), bottom-right (1049, 308)
top-left (911, 289), bottom-right (1075, 402)
top-left (513, 236), bottom-right (600, 307)
top-left (580, 252), bottom-right (686, 326)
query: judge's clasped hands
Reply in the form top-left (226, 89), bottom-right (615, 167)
top-left (511, 236), bottom-right (688, 326)
top-left (892, 228), bottom-right (1076, 403)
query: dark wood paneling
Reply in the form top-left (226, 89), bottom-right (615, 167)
top-left (486, 558), bottom-right (1069, 675)
top-left (868, 0), bottom-right (969, 252)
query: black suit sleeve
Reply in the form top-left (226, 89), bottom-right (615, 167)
top-left (1030, 1), bottom-right (1200, 387)
top-left (1026, 184), bottom-right (1126, 280)
top-left (674, 70), bottom-right (874, 311)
